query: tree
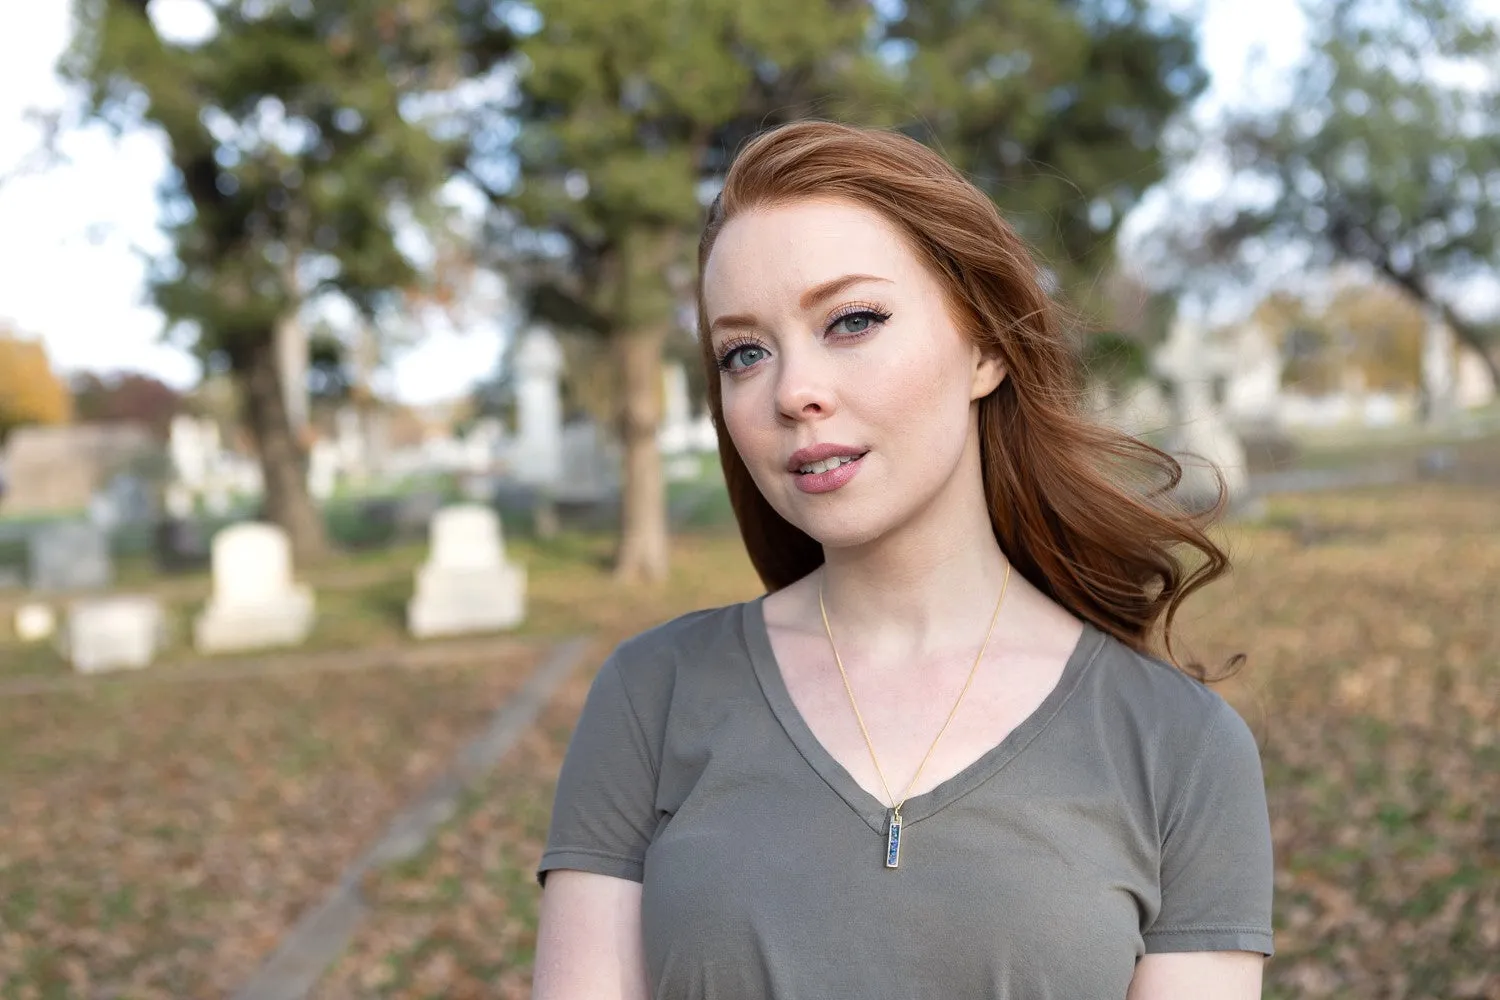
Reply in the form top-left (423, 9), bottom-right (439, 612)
top-left (1149, 0), bottom-right (1500, 387)
top-left (0, 331), bottom-right (72, 441)
top-left (63, 0), bottom-right (469, 562)
top-left (885, 0), bottom-right (1208, 300)
top-left (1249, 280), bottom-right (1426, 394)
top-left (467, 0), bottom-right (872, 583)
top-left (70, 370), bottom-right (182, 437)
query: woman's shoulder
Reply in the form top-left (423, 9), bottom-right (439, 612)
top-left (1081, 626), bottom-right (1261, 769)
top-left (603, 599), bottom-right (759, 696)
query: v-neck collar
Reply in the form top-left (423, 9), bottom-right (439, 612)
top-left (742, 595), bottom-right (1104, 836)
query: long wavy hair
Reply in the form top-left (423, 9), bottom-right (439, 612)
top-left (695, 121), bottom-right (1234, 679)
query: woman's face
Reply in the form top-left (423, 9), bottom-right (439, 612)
top-left (702, 198), bottom-right (1004, 551)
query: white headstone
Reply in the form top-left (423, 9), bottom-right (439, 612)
top-left (1422, 311), bottom-right (1457, 423)
top-left (510, 326), bottom-right (566, 486)
top-left (407, 504), bottom-right (525, 638)
top-left (169, 414), bottom-right (219, 492)
top-left (13, 602), bottom-right (56, 643)
top-left (1153, 318), bottom-right (1249, 507)
top-left (66, 595), bottom-right (164, 674)
top-left (659, 362), bottom-right (695, 456)
top-left (308, 439), bottom-right (339, 501)
top-left (165, 482), bottom-right (195, 519)
top-left (1223, 320), bottom-right (1284, 428)
top-left (193, 522), bottom-right (315, 653)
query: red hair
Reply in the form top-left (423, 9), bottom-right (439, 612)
top-left (696, 121), bottom-right (1234, 678)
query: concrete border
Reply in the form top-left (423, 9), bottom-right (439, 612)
top-left (229, 635), bottom-right (591, 1000)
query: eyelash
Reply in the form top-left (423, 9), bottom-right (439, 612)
top-left (714, 305), bottom-right (892, 373)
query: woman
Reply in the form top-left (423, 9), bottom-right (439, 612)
top-left (533, 121), bottom-right (1274, 1000)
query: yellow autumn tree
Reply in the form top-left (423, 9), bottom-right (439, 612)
top-left (0, 330), bottom-right (73, 441)
top-left (1252, 282), bottom-right (1426, 394)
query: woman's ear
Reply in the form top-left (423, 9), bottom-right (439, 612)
top-left (971, 348), bottom-right (1007, 400)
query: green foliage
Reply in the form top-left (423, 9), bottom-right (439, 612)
top-left (1152, 0), bottom-right (1500, 374)
top-left (885, 0), bottom-right (1207, 295)
top-left (481, 0), bottom-right (874, 336)
top-left (64, 0), bottom-right (467, 354)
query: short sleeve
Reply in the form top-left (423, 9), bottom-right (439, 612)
top-left (1143, 699), bottom-right (1276, 956)
top-left (537, 652), bottom-right (660, 885)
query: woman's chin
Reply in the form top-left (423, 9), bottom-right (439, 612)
top-left (780, 509), bottom-right (891, 552)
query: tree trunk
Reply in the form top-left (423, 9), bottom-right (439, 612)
top-left (1379, 262), bottom-right (1500, 392)
top-left (238, 333), bottom-right (330, 566)
top-left (613, 327), bottom-right (669, 583)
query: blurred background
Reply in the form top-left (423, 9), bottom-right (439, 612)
top-left (0, 0), bottom-right (1496, 997)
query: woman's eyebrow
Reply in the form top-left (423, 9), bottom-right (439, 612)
top-left (708, 273), bottom-right (893, 336)
top-left (798, 273), bottom-right (893, 309)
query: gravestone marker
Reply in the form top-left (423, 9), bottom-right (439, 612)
top-left (65, 596), bottom-right (165, 674)
top-left (1152, 318), bottom-right (1249, 510)
top-left (407, 504), bottom-right (525, 638)
top-left (194, 523), bottom-right (315, 653)
top-left (27, 521), bottom-right (113, 593)
top-left (153, 517), bottom-right (213, 573)
top-left (510, 326), bottom-right (565, 487)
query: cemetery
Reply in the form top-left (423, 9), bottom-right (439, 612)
top-left (3, 1), bottom-right (1499, 996)
top-left (2, 316), bottom-right (1496, 996)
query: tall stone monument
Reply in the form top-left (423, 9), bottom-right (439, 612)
top-left (509, 326), bottom-right (565, 487)
top-left (1153, 317), bottom-right (1249, 510)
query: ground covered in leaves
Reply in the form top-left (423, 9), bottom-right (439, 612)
top-left (4, 488), bottom-right (1497, 999)
top-left (324, 485), bottom-right (1499, 1000)
top-left (0, 646), bottom-right (540, 1000)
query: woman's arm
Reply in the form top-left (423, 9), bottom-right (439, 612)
top-left (532, 870), bottom-right (650, 1000)
top-left (1127, 951), bottom-right (1264, 1000)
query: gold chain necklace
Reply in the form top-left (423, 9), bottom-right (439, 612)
top-left (818, 563), bottom-right (1012, 869)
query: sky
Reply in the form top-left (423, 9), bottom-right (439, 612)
top-left (0, 0), bottom-right (1312, 405)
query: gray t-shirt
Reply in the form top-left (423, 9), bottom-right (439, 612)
top-left (540, 598), bottom-right (1274, 999)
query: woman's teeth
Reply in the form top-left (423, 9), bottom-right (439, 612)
top-left (798, 455), bottom-right (859, 475)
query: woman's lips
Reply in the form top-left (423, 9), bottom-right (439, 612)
top-left (792, 453), bottom-right (866, 494)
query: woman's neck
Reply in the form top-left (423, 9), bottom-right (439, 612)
top-left (815, 477), bottom-right (1014, 658)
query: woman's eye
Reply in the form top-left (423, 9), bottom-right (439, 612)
top-left (829, 311), bottom-right (887, 336)
top-left (721, 344), bottom-right (769, 371)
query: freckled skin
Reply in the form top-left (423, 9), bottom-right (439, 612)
top-left (703, 198), bottom-right (1003, 553)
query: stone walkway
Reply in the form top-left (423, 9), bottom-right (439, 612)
top-left (230, 635), bottom-right (591, 1000)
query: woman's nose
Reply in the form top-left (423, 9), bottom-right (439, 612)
top-left (774, 346), bottom-right (837, 422)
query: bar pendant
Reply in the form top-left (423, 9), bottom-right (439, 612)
top-left (885, 808), bottom-right (903, 869)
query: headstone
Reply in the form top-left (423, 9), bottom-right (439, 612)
top-left (27, 522), bottom-right (113, 593)
top-left (308, 439), bottom-right (339, 501)
top-left (153, 517), bottom-right (213, 573)
top-left (510, 326), bottom-right (565, 487)
top-left (164, 482), bottom-right (195, 519)
top-left (407, 504), bottom-right (525, 638)
top-left (64, 596), bottom-right (165, 674)
top-left (555, 421), bottom-right (621, 503)
top-left (169, 415), bottom-right (219, 493)
top-left (1223, 319), bottom-right (1284, 429)
top-left (14, 602), bottom-right (56, 643)
top-left (1421, 311), bottom-right (1457, 423)
top-left (1152, 318), bottom-right (1249, 509)
top-left (193, 523), bottom-right (315, 653)
top-left (659, 363), bottom-right (696, 456)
